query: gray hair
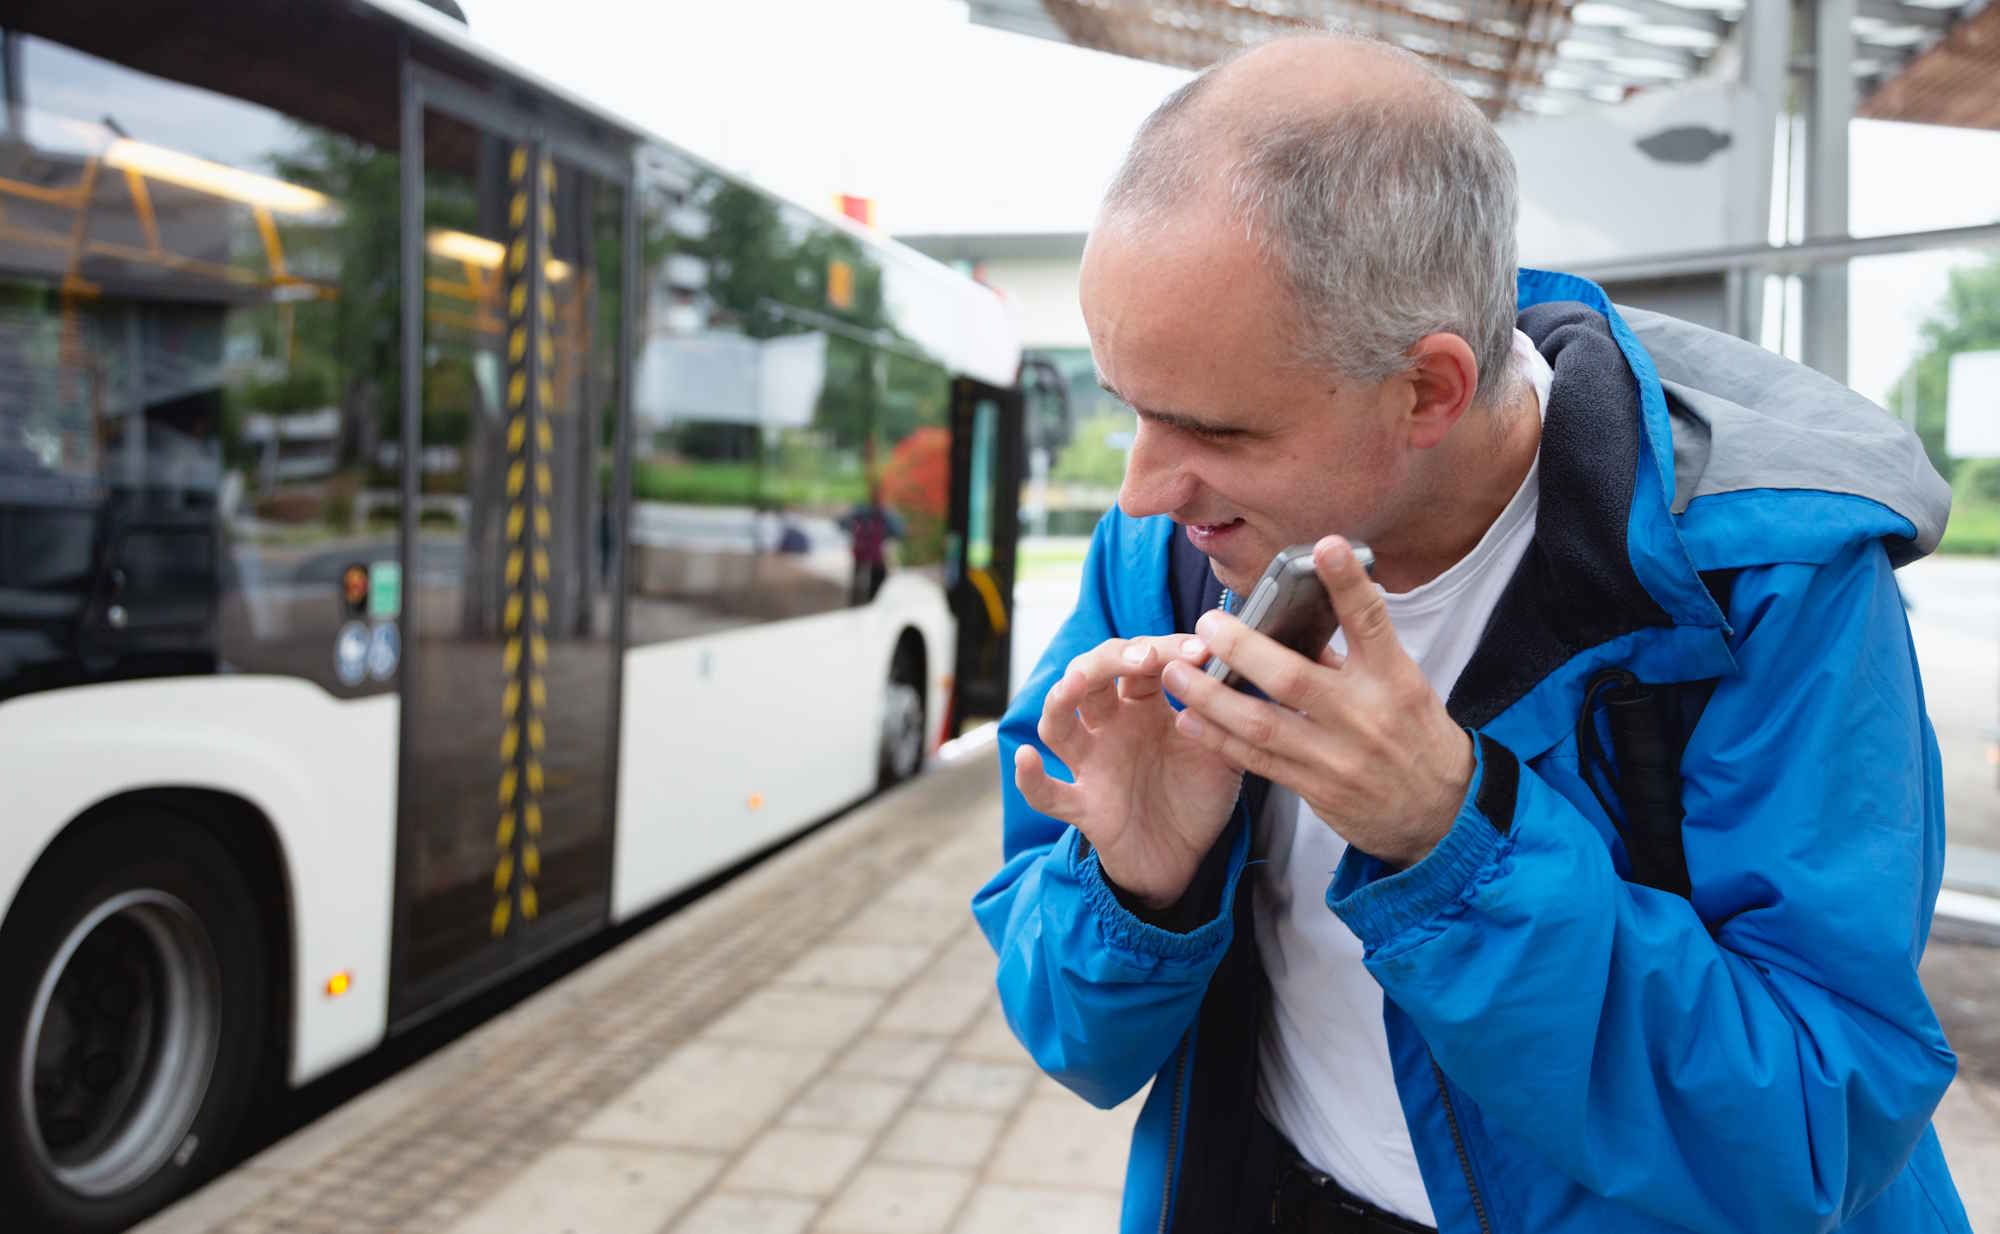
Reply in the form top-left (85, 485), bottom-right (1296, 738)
top-left (1102, 33), bottom-right (1521, 411)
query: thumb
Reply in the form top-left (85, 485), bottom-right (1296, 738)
top-left (1314, 536), bottom-right (1391, 659)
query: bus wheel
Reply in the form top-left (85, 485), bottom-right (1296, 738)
top-left (879, 650), bottom-right (928, 788)
top-left (0, 810), bottom-right (270, 1233)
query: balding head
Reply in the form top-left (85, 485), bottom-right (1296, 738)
top-left (1098, 31), bottom-right (1520, 410)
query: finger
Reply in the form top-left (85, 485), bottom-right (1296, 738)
top-left (1037, 668), bottom-right (1093, 763)
top-left (1191, 609), bottom-right (1324, 712)
top-left (1013, 744), bottom-right (1088, 822)
top-left (1169, 687), bottom-right (1308, 787)
top-left (1314, 536), bottom-right (1393, 660)
top-left (1317, 645), bottom-right (1347, 671)
top-left (1116, 637), bottom-right (1205, 701)
top-left (1161, 658), bottom-right (1317, 768)
top-left (1076, 669), bottom-right (1121, 731)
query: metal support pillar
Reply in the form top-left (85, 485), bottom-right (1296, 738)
top-left (1732, 0), bottom-right (1792, 342)
top-left (1801, 0), bottom-right (1854, 383)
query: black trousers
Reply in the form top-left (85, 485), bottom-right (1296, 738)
top-left (1262, 1116), bottom-right (1438, 1234)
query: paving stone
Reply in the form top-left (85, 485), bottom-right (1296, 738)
top-left (839, 902), bottom-right (971, 948)
top-left (949, 1184), bottom-right (1122, 1234)
top-left (815, 1164), bottom-right (974, 1234)
top-left (670, 1192), bottom-right (818, 1234)
top-left (874, 1109), bottom-right (1005, 1170)
top-left (705, 988), bottom-right (885, 1051)
top-left (778, 942), bottom-right (935, 991)
top-left (986, 1095), bottom-right (1139, 1189)
top-left (876, 978), bottom-right (993, 1037)
top-left (837, 1034), bottom-right (953, 1083)
top-left (917, 1060), bottom-right (1035, 1114)
top-left (1935, 1080), bottom-right (2000, 1226)
top-left (949, 1006), bottom-right (1027, 1064)
top-left (725, 1127), bottom-right (874, 1196)
top-left (577, 1040), bottom-right (829, 1151)
top-left (127, 1168), bottom-right (288, 1234)
top-left (782, 1075), bottom-right (915, 1134)
top-left (444, 1143), bottom-right (720, 1234)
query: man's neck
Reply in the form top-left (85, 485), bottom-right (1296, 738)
top-left (1367, 378), bottom-right (1544, 595)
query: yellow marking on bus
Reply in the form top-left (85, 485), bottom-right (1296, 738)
top-left (537, 420), bottom-right (553, 451)
top-left (532, 592), bottom-right (549, 623)
top-left (498, 810), bottom-right (516, 846)
top-left (523, 844), bottom-right (540, 878)
top-left (503, 680), bottom-right (520, 718)
top-left (506, 507), bottom-right (524, 544)
top-left (506, 551), bottom-right (523, 586)
top-left (539, 334), bottom-right (554, 366)
top-left (505, 590), bottom-right (522, 634)
top-left (520, 886), bottom-right (538, 920)
top-left (503, 637), bottom-right (522, 674)
top-left (525, 801), bottom-right (542, 836)
top-left (967, 567), bottom-right (1010, 635)
top-left (509, 325), bottom-right (526, 361)
top-left (491, 899), bottom-right (511, 938)
top-left (541, 204), bottom-right (555, 234)
top-left (493, 852), bottom-right (513, 893)
top-left (508, 416), bottom-right (525, 451)
top-left (536, 464), bottom-right (552, 495)
top-left (535, 506), bottom-right (551, 538)
top-left (531, 634), bottom-right (549, 667)
top-left (499, 767), bottom-right (517, 806)
top-left (539, 378), bottom-right (555, 409)
top-left (500, 725), bottom-right (518, 760)
top-left (541, 157), bottom-right (555, 190)
top-left (509, 241), bottom-right (525, 275)
top-left (527, 761), bottom-right (544, 794)
top-left (530, 676), bottom-right (547, 708)
top-left (510, 192), bottom-right (526, 227)
top-left (509, 283), bottom-right (526, 316)
top-left (534, 550), bottom-right (550, 582)
top-left (508, 372), bottom-right (525, 409)
top-left (507, 461), bottom-right (525, 497)
top-left (528, 718), bottom-right (545, 752)
top-left (509, 147), bottom-right (527, 181)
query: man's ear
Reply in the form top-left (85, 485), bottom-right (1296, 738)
top-left (1404, 333), bottom-right (1478, 450)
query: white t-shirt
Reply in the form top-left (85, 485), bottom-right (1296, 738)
top-left (1252, 329), bottom-right (1553, 1224)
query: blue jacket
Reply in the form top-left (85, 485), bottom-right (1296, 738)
top-left (972, 271), bottom-right (1971, 1234)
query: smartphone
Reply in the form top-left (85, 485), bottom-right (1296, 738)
top-left (1203, 542), bottom-right (1374, 692)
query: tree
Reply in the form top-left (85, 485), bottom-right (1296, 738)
top-left (1051, 411), bottom-right (1137, 491)
top-left (1887, 252), bottom-right (2000, 484)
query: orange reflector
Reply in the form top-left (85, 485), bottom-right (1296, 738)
top-left (325, 971), bottom-right (352, 999)
top-left (748, 793), bottom-right (765, 811)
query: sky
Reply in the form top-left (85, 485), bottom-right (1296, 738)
top-left (454, 0), bottom-right (2000, 407)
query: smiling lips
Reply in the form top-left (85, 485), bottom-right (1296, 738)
top-left (1183, 518), bottom-right (1244, 554)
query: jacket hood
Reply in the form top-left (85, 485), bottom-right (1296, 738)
top-left (1619, 305), bottom-right (1951, 566)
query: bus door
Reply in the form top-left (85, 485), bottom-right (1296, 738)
top-left (390, 76), bottom-right (632, 1020)
top-left (946, 378), bottom-right (1023, 726)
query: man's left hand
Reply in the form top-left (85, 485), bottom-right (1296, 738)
top-left (1159, 536), bottom-right (1476, 868)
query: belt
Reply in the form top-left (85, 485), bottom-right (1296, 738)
top-left (1267, 1130), bottom-right (1438, 1234)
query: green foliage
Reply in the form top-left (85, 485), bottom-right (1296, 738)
top-left (1051, 411), bottom-right (1137, 490)
top-left (630, 458), bottom-right (866, 509)
top-left (1886, 253), bottom-right (2000, 485)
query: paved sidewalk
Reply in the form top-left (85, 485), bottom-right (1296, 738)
top-left (135, 748), bottom-right (2000, 1234)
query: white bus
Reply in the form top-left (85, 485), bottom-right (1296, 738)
top-left (0, 2), bottom-right (1024, 1228)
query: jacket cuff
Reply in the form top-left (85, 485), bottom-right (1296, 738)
top-left (1071, 821), bottom-right (1246, 962)
top-left (1328, 732), bottom-right (1520, 951)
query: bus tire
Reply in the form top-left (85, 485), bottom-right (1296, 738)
top-left (878, 642), bottom-right (928, 789)
top-left (0, 809), bottom-right (271, 1234)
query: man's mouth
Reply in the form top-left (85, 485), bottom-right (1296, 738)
top-left (1183, 518), bottom-right (1245, 550)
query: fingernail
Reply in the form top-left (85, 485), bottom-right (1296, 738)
top-left (1195, 612), bottom-right (1217, 638)
top-left (1162, 663), bottom-right (1186, 690)
top-left (1181, 638), bottom-right (1205, 659)
top-left (1122, 643), bottom-right (1147, 665)
top-left (1178, 710), bottom-right (1204, 738)
top-left (1326, 537), bottom-right (1352, 567)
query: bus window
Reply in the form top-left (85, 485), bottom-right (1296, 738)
top-left (0, 30), bottom-right (402, 702)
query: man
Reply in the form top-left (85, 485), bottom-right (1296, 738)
top-left (972, 31), bottom-right (1971, 1234)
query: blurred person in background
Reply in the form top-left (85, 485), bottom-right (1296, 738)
top-left (974, 31), bottom-right (1970, 1234)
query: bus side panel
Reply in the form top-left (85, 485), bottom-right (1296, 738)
top-left (610, 577), bottom-right (952, 922)
top-left (0, 679), bottom-right (398, 1086)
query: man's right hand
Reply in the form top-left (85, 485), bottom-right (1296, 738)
top-left (1013, 636), bottom-right (1244, 911)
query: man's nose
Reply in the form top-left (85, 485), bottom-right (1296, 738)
top-left (1117, 420), bottom-right (1193, 520)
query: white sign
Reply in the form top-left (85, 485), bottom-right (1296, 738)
top-left (1946, 350), bottom-right (2000, 460)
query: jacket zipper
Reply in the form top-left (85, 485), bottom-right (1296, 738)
top-left (1429, 1053), bottom-right (1493, 1234)
top-left (1158, 1038), bottom-right (1189, 1234)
